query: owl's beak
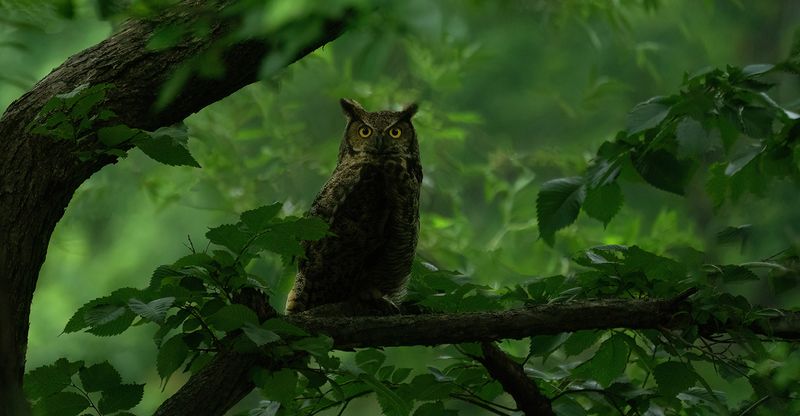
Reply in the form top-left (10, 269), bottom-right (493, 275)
top-left (375, 135), bottom-right (386, 152)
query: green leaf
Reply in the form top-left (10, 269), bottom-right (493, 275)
top-left (582, 182), bottom-right (623, 227)
top-left (676, 117), bottom-right (716, 158)
top-left (206, 304), bottom-right (258, 332)
top-left (398, 374), bottom-right (454, 401)
top-left (529, 333), bottom-right (571, 362)
top-left (128, 297), bottom-right (175, 323)
top-left (97, 383), bottom-right (144, 413)
top-left (134, 126), bottom-right (200, 167)
top-left (78, 362), bottom-right (121, 392)
top-left (157, 335), bottom-right (189, 382)
top-left (536, 177), bottom-right (586, 245)
top-left (64, 288), bottom-right (142, 334)
top-left (97, 125), bottom-right (141, 147)
top-left (725, 144), bottom-right (764, 176)
top-left (631, 149), bottom-right (695, 195)
top-left (241, 203), bottom-right (283, 232)
top-left (356, 349), bottom-right (387, 376)
top-left (206, 224), bottom-right (251, 253)
top-left (716, 224), bottom-right (752, 246)
top-left (714, 265), bottom-right (759, 282)
top-left (627, 100), bottom-right (670, 134)
top-left (705, 162), bottom-right (728, 207)
top-left (575, 334), bottom-right (629, 386)
top-left (247, 400), bottom-right (281, 416)
top-left (564, 331), bottom-right (602, 356)
top-left (24, 360), bottom-right (78, 399)
top-left (31, 392), bottom-right (89, 416)
top-left (413, 402), bottom-right (458, 416)
top-left (653, 361), bottom-right (697, 397)
top-left (360, 373), bottom-right (413, 416)
top-left (742, 64), bottom-right (774, 77)
top-left (253, 368), bottom-right (298, 404)
top-left (262, 319), bottom-right (309, 337)
top-left (290, 334), bottom-right (334, 356)
top-left (242, 322), bottom-right (281, 346)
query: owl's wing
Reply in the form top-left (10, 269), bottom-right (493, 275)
top-left (289, 162), bottom-right (389, 311)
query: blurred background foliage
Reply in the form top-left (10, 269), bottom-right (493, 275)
top-left (2, 0), bottom-right (800, 413)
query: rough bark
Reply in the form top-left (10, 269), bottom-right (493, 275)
top-left (156, 289), bottom-right (800, 416)
top-left (477, 341), bottom-right (554, 416)
top-left (0, 1), bottom-right (351, 412)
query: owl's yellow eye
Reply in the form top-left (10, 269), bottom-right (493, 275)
top-left (389, 127), bottom-right (402, 138)
top-left (358, 126), bottom-right (372, 138)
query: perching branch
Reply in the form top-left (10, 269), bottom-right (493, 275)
top-left (156, 289), bottom-right (800, 416)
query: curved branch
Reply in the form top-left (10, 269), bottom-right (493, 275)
top-left (0, 0), bottom-right (353, 409)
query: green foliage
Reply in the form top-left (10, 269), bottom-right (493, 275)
top-left (537, 51), bottom-right (800, 243)
top-left (25, 358), bottom-right (143, 416)
top-left (11, 0), bottom-right (800, 415)
top-left (28, 83), bottom-right (200, 166)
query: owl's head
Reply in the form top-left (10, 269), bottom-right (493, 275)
top-left (338, 98), bottom-right (419, 160)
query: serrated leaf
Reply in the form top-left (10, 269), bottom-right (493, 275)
top-left (400, 374), bottom-right (454, 401)
top-left (262, 319), bottom-right (309, 337)
top-left (78, 362), bottom-right (121, 393)
top-left (360, 373), bottom-right (413, 416)
top-left (242, 322), bottom-right (281, 346)
top-left (627, 100), bottom-right (670, 134)
top-left (676, 117), bottom-right (716, 158)
top-left (97, 383), bottom-right (144, 413)
top-left (530, 333), bottom-right (571, 362)
top-left (134, 127), bottom-right (200, 167)
top-left (356, 349), bottom-right (386, 376)
top-left (31, 391), bottom-right (89, 416)
top-left (290, 335), bottom-right (333, 356)
top-left (206, 224), bottom-right (251, 253)
top-left (206, 304), bottom-right (258, 332)
top-left (157, 335), bottom-right (189, 382)
top-left (86, 308), bottom-right (136, 337)
top-left (725, 144), bottom-right (764, 176)
top-left (536, 177), bottom-right (586, 245)
top-left (128, 297), bottom-right (175, 323)
top-left (248, 400), bottom-right (281, 416)
top-left (413, 402), bottom-right (458, 416)
top-left (716, 224), bottom-right (752, 246)
top-left (582, 182), bottom-right (623, 227)
top-left (575, 334), bottom-right (629, 386)
top-left (715, 265), bottom-right (759, 282)
top-left (654, 361), bottom-right (697, 397)
top-left (632, 149), bottom-right (695, 195)
top-left (564, 331), bottom-right (602, 356)
top-left (24, 361), bottom-right (76, 399)
top-left (97, 125), bottom-right (141, 147)
top-left (742, 64), bottom-right (774, 77)
top-left (253, 368), bottom-right (298, 404)
top-left (241, 203), bottom-right (283, 232)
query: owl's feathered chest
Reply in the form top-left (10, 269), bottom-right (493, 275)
top-left (310, 156), bottom-right (420, 223)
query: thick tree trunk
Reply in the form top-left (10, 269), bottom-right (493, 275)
top-left (0, 2), bottom-right (351, 413)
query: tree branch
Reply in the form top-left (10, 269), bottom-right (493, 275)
top-left (0, 1), bottom-right (354, 412)
top-left (475, 341), bottom-right (554, 416)
top-left (156, 290), bottom-right (800, 416)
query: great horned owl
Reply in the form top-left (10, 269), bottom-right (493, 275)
top-left (286, 98), bottom-right (421, 315)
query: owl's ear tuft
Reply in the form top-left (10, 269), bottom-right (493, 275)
top-left (400, 103), bottom-right (418, 120)
top-left (340, 98), bottom-right (365, 119)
